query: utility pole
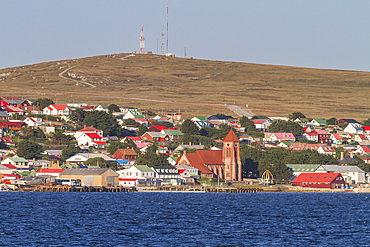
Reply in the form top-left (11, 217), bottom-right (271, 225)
top-left (166, 0), bottom-right (169, 54)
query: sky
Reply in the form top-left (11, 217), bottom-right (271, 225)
top-left (1, 0), bottom-right (370, 71)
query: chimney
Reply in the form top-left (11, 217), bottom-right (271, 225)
top-left (84, 125), bottom-right (86, 129)
top-left (183, 150), bottom-right (187, 155)
top-left (340, 152), bottom-right (344, 160)
top-left (189, 142), bottom-right (192, 146)
top-left (350, 152), bottom-right (354, 158)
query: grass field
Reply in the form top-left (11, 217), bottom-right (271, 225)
top-left (0, 53), bottom-right (369, 119)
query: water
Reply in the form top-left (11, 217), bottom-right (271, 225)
top-left (0, 192), bottom-right (369, 246)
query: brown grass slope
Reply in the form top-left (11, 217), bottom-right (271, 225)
top-left (0, 53), bottom-right (369, 119)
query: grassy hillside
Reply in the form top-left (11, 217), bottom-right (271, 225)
top-left (0, 53), bottom-right (369, 119)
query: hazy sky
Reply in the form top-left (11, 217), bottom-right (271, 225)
top-left (1, 0), bottom-right (370, 71)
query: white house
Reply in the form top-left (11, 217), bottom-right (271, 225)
top-left (268, 133), bottom-right (296, 142)
top-left (251, 119), bottom-right (271, 131)
top-left (122, 111), bottom-right (145, 120)
top-left (77, 133), bottom-right (108, 148)
top-left (66, 153), bottom-right (115, 164)
top-left (344, 123), bottom-right (363, 134)
top-left (36, 169), bottom-right (65, 178)
top-left (24, 117), bottom-right (45, 127)
top-left (43, 104), bottom-right (72, 116)
top-left (117, 165), bottom-right (156, 187)
top-left (320, 165), bottom-right (366, 184)
top-left (95, 105), bottom-right (109, 112)
top-left (75, 126), bottom-right (104, 139)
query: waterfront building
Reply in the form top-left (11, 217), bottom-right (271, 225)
top-left (292, 173), bottom-right (346, 189)
top-left (59, 168), bottom-right (119, 187)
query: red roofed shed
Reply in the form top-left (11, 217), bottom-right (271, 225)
top-left (292, 173), bottom-right (346, 189)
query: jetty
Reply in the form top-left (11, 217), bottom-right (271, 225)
top-left (23, 185), bottom-right (136, 192)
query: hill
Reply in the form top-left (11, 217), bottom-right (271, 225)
top-left (0, 53), bottom-right (369, 119)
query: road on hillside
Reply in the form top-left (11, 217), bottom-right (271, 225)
top-left (227, 104), bottom-right (255, 118)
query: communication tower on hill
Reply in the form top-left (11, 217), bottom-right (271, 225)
top-left (140, 25), bottom-right (145, 54)
top-left (161, 27), bottom-right (165, 55)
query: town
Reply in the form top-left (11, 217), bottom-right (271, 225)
top-left (0, 96), bottom-right (369, 192)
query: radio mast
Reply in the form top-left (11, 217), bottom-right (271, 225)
top-left (140, 25), bottom-right (145, 54)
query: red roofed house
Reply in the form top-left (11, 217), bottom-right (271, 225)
top-left (36, 169), bottom-right (65, 178)
top-left (354, 134), bottom-right (369, 145)
top-left (3, 106), bottom-right (26, 116)
top-left (0, 137), bottom-right (15, 147)
top-left (250, 119), bottom-right (271, 131)
top-left (113, 149), bottom-right (138, 161)
top-left (75, 125), bottom-right (104, 139)
top-left (292, 173), bottom-right (346, 189)
top-left (77, 132), bottom-right (108, 148)
top-left (141, 132), bottom-right (170, 145)
top-left (43, 104), bottom-right (72, 116)
top-left (269, 133), bottom-right (296, 142)
top-left (120, 136), bottom-right (143, 143)
top-left (132, 118), bottom-right (149, 126)
top-left (177, 130), bottom-right (242, 181)
top-left (353, 146), bottom-right (370, 155)
top-left (0, 121), bottom-right (27, 131)
top-left (363, 126), bottom-right (370, 134)
top-left (330, 134), bottom-right (343, 145)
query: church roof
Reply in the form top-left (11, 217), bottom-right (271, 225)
top-left (223, 129), bottom-right (239, 142)
top-left (185, 152), bottom-right (214, 174)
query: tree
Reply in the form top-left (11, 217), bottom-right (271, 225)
top-left (181, 119), bottom-right (199, 135)
top-left (268, 120), bottom-right (304, 138)
top-left (69, 108), bottom-right (86, 129)
top-left (17, 140), bottom-right (43, 159)
top-left (108, 104), bottom-right (120, 113)
top-left (32, 98), bottom-right (54, 110)
top-left (83, 111), bottom-right (123, 136)
top-left (123, 119), bottom-right (140, 127)
top-left (288, 112), bottom-right (306, 120)
top-left (239, 116), bottom-right (257, 132)
top-left (21, 127), bottom-right (46, 139)
top-left (362, 118), bottom-right (370, 126)
top-left (135, 152), bottom-right (169, 167)
top-left (137, 125), bottom-right (148, 137)
top-left (61, 145), bottom-right (81, 161)
top-left (84, 157), bottom-right (117, 170)
top-left (327, 117), bottom-right (338, 125)
top-left (48, 131), bottom-right (76, 145)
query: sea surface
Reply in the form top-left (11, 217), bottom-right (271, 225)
top-left (0, 192), bottom-right (369, 246)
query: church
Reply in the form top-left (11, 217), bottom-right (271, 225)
top-left (176, 129), bottom-right (242, 181)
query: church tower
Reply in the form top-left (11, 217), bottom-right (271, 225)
top-left (222, 129), bottom-right (242, 181)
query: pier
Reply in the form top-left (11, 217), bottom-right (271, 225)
top-left (24, 185), bottom-right (136, 192)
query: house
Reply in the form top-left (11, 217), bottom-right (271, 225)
top-left (65, 153), bottom-right (115, 164)
top-left (28, 159), bottom-right (51, 169)
top-left (1, 157), bottom-right (30, 170)
top-left (0, 121), bottom-right (26, 131)
top-left (141, 132), bottom-right (170, 144)
top-left (132, 118), bottom-right (149, 126)
top-left (37, 125), bottom-right (56, 134)
top-left (208, 115), bottom-right (235, 124)
top-left (151, 166), bottom-right (181, 185)
top-left (173, 143), bottom-right (205, 155)
top-left (330, 134), bottom-right (343, 145)
top-left (77, 133), bottom-right (108, 148)
top-left (113, 149), bottom-right (138, 162)
top-left (191, 116), bottom-right (208, 122)
top-left (316, 145), bottom-right (336, 155)
top-left (161, 129), bottom-right (183, 141)
top-left (239, 135), bottom-right (254, 144)
top-left (286, 164), bottom-right (322, 179)
top-left (59, 168), bottom-right (119, 186)
top-left (0, 97), bottom-right (30, 108)
top-left (3, 106), bottom-right (25, 116)
top-left (354, 134), bottom-right (370, 145)
top-left (319, 165), bottom-right (366, 184)
top-left (120, 136), bottom-right (142, 143)
top-left (36, 169), bottom-right (65, 178)
top-left (303, 131), bottom-right (319, 142)
top-left (338, 119), bottom-right (360, 125)
top-left (353, 146), bottom-right (370, 155)
top-left (362, 126), bottom-right (370, 135)
top-left (43, 104), bottom-right (72, 116)
top-left (304, 130), bottom-right (331, 144)
top-left (22, 105), bottom-right (43, 115)
top-left (0, 110), bottom-right (10, 120)
top-left (135, 142), bottom-right (151, 152)
top-left (175, 163), bottom-right (199, 179)
top-left (0, 137), bottom-right (15, 147)
top-left (344, 123), bottom-right (363, 134)
top-left (175, 164), bottom-right (196, 184)
top-left (75, 125), bottom-right (104, 139)
top-left (0, 164), bottom-right (17, 174)
top-left (311, 119), bottom-right (327, 126)
top-left (177, 130), bottom-right (242, 181)
top-left (251, 119), bottom-right (271, 131)
top-left (269, 133), bottom-right (296, 142)
top-left (123, 111), bottom-right (145, 120)
top-left (117, 165), bottom-right (156, 187)
top-left (95, 105), bottom-right (109, 112)
top-left (292, 173), bottom-right (346, 189)
top-left (24, 117), bottom-right (45, 127)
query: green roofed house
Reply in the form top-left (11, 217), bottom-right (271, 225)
top-left (161, 129), bottom-right (183, 141)
top-left (191, 117), bottom-right (208, 122)
top-left (1, 157), bottom-right (30, 170)
top-left (123, 110), bottom-right (145, 120)
top-left (311, 119), bottom-right (327, 126)
top-left (251, 115), bottom-right (270, 120)
top-left (286, 164), bottom-right (322, 179)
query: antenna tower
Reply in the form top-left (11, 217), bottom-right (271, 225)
top-left (166, 0), bottom-right (169, 54)
top-left (140, 25), bottom-right (145, 54)
top-left (161, 27), bottom-right (165, 55)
